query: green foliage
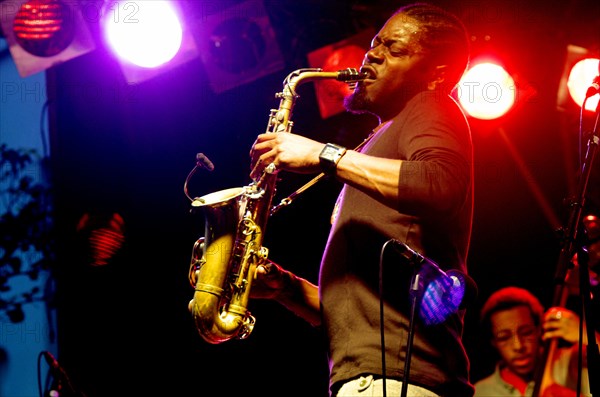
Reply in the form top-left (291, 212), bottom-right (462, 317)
top-left (0, 143), bottom-right (55, 322)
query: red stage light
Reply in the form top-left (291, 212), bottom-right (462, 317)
top-left (12, 0), bottom-right (74, 57)
top-left (566, 57), bottom-right (600, 112)
top-left (557, 45), bottom-right (600, 113)
top-left (457, 60), bottom-right (516, 121)
top-left (76, 212), bottom-right (125, 267)
top-left (0, 0), bottom-right (95, 78)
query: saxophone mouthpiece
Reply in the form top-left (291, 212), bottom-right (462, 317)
top-left (337, 68), bottom-right (368, 83)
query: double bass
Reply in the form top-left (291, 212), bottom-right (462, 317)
top-left (532, 215), bottom-right (600, 397)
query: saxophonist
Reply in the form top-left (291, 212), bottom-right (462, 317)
top-left (249, 3), bottom-right (474, 397)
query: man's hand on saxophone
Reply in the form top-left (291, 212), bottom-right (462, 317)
top-left (249, 132), bottom-right (326, 180)
top-left (251, 260), bottom-right (322, 327)
top-left (250, 261), bottom-right (287, 300)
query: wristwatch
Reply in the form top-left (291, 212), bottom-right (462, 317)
top-left (319, 143), bottom-right (347, 175)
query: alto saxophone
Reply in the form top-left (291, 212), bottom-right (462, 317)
top-left (188, 68), bottom-right (366, 344)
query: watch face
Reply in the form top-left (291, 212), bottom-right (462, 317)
top-left (323, 147), bottom-right (337, 157)
top-left (320, 144), bottom-right (345, 174)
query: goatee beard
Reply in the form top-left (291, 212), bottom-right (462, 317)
top-left (343, 86), bottom-right (371, 114)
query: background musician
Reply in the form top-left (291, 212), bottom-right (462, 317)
top-left (474, 286), bottom-right (594, 397)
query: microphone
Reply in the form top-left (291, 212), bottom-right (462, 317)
top-left (43, 350), bottom-right (64, 374)
top-left (585, 75), bottom-right (600, 98)
top-left (43, 351), bottom-right (76, 396)
top-left (195, 152), bottom-right (214, 171)
top-left (391, 239), bottom-right (461, 279)
top-left (390, 240), bottom-right (478, 325)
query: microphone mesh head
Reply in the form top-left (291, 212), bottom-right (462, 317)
top-left (419, 273), bottom-right (465, 325)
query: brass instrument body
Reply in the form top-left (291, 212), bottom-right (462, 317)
top-left (190, 184), bottom-right (273, 344)
top-left (188, 68), bottom-right (366, 344)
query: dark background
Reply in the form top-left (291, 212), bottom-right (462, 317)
top-left (46, 0), bottom-right (600, 396)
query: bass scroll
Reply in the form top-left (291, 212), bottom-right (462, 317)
top-left (187, 68), bottom-right (366, 344)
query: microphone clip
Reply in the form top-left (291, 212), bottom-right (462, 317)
top-left (585, 75), bottom-right (600, 98)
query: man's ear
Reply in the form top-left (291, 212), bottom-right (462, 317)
top-left (427, 65), bottom-right (447, 90)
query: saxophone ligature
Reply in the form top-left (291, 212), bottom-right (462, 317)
top-left (187, 68), bottom-right (367, 344)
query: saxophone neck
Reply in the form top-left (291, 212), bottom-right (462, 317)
top-left (283, 67), bottom-right (367, 95)
top-left (270, 68), bottom-right (367, 134)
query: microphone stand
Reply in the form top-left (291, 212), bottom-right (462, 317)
top-left (42, 351), bottom-right (86, 397)
top-left (387, 240), bottom-right (469, 397)
top-left (400, 270), bottom-right (425, 397)
top-left (576, 234), bottom-right (599, 396)
top-left (579, 97), bottom-right (600, 397)
top-left (531, 93), bottom-right (600, 397)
